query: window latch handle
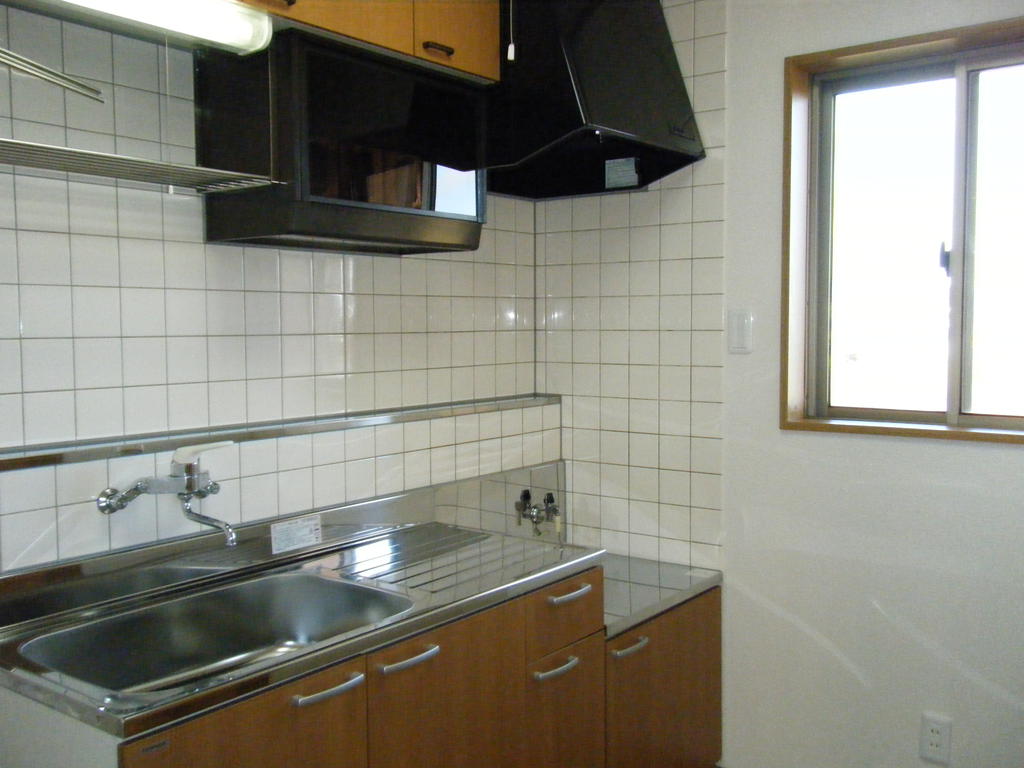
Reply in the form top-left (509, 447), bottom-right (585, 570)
top-left (939, 242), bottom-right (952, 276)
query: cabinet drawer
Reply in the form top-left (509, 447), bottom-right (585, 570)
top-left (524, 567), bottom-right (604, 660)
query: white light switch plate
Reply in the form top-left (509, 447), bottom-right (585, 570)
top-left (727, 309), bottom-right (754, 354)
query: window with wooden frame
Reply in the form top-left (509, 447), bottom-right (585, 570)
top-left (782, 18), bottom-right (1024, 443)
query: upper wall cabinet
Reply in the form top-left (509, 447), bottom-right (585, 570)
top-left (238, 0), bottom-right (499, 80)
top-left (413, 1), bottom-right (499, 80)
top-left (238, 0), bottom-right (415, 54)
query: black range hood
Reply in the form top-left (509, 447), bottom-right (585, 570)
top-left (486, 0), bottom-right (705, 199)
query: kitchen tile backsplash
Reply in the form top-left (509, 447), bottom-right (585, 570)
top-left (0, 2), bottom-right (723, 572)
top-left (542, 0), bottom-right (724, 569)
top-left (0, 8), bottom-right (535, 449)
top-left (0, 6), bottom-right (538, 571)
top-left (0, 404), bottom-right (561, 570)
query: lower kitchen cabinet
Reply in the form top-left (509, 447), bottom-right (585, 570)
top-left (366, 598), bottom-right (525, 768)
top-left (605, 587), bottom-right (722, 768)
top-left (116, 571), bottom-right (719, 768)
top-left (9, 566), bottom-right (726, 768)
top-left (120, 656), bottom-right (368, 768)
top-left (523, 631), bottom-right (606, 768)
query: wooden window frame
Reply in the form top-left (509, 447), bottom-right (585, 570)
top-left (781, 16), bottom-right (1024, 445)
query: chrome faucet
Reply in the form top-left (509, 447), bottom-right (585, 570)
top-left (179, 494), bottom-right (237, 548)
top-left (516, 489), bottom-right (560, 536)
top-left (97, 441), bottom-right (238, 546)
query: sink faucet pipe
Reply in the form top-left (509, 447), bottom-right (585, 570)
top-left (95, 441), bottom-right (237, 547)
top-left (180, 494), bottom-right (237, 547)
top-left (95, 479), bottom-right (149, 513)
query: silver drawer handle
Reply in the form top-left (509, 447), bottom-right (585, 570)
top-left (291, 672), bottom-right (365, 707)
top-left (610, 635), bottom-right (650, 659)
top-left (379, 644), bottom-right (441, 675)
top-left (546, 582), bottom-right (592, 606)
top-left (533, 655), bottom-right (579, 682)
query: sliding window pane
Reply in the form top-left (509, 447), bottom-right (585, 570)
top-left (827, 77), bottom-right (955, 411)
top-left (964, 63), bottom-right (1024, 416)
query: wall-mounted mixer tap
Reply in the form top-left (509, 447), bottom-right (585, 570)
top-left (96, 441), bottom-right (238, 546)
top-left (516, 489), bottom-right (561, 536)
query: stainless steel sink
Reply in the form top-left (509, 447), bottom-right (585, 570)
top-left (18, 572), bottom-right (412, 693)
top-left (0, 565), bottom-right (224, 626)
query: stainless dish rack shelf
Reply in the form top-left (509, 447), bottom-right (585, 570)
top-left (0, 138), bottom-right (277, 193)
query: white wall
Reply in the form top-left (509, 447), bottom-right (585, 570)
top-left (723, 2), bottom-right (1024, 767)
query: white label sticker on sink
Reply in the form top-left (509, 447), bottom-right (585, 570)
top-left (271, 515), bottom-right (323, 554)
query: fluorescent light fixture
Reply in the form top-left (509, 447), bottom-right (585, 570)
top-left (59, 0), bottom-right (273, 54)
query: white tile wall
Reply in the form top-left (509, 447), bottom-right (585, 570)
top-left (542, 0), bottom-right (725, 568)
top-left (0, 7), bottom-right (535, 450)
top-left (0, 6), bottom-right (542, 571)
top-left (0, 2), bottom-right (726, 573)
top-left (0, 404), bottom-right (560, 570)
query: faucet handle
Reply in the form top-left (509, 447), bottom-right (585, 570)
top-left (171, 440), bottom-right (235, 467)
top-left (172, 441), bottom-right (234, 497)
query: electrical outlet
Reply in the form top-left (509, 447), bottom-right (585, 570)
top-left (919, 712), bottom-right (952, 765)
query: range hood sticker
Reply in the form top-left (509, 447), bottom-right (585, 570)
top-left (605, 158), bottom-right (639, 189)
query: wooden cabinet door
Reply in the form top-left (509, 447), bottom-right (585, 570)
top-left (605, 587), bottom-right (722, 768)
top-left (120, 657), bottom-right (368, 768)
top-left (522, 631), bottom-right (606, 768)
top-left (413, 0), bottom-right (500, 80)
top-left (239, 0), bottom-right (415, 54)
top-left (366, 599), bottom-right (525, 768)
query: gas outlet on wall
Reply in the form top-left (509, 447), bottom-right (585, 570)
top-left (919, 712), bottom-right (952, 765)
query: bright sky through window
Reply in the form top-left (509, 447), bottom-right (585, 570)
top-left (964, 63), bottom-right (1024, 416)
top-left (828, 77), bottom-right (955, 411)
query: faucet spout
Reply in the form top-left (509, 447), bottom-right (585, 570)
top-left (180, 495), bottom-right (237, 547)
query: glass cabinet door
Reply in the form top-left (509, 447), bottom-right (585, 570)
top-left (305, 46), bottom-right (483, 219)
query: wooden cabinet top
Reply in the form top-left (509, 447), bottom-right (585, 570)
top-left (238, 0), bottom-right (500, 81)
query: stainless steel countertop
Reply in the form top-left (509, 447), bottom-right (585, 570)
top-left (0, 482), bottom-right (722, 740)
top-left (0, 521), bottom-right (603, 738)
top-left (602, 553), bottom-right (722, 639)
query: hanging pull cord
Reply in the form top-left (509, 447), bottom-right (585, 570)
top-left (507, 0), bottom-right (516, 61)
